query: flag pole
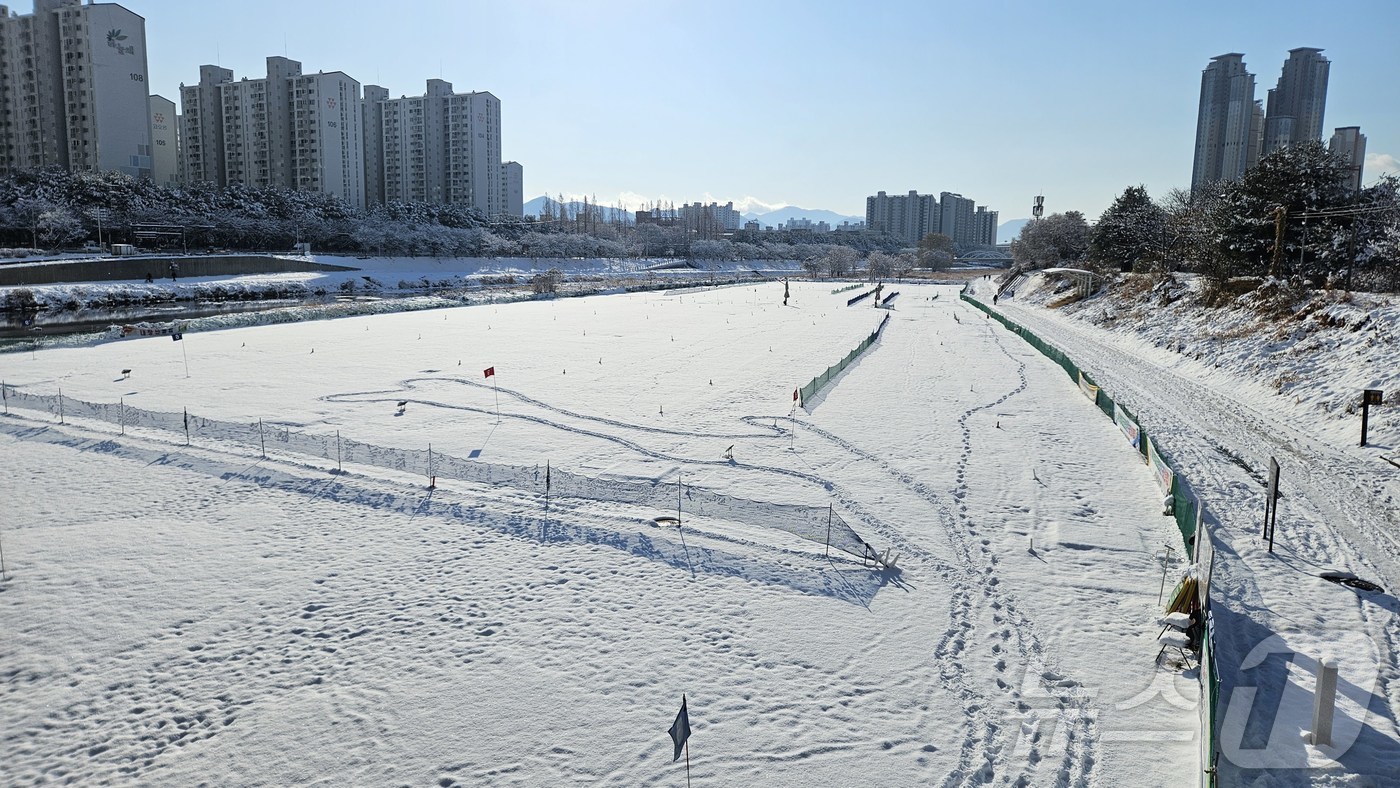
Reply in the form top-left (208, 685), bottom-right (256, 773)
top-left (493, 376), bottom-right (500, 421)
top-left (685, 740), bottom-right (691, 788)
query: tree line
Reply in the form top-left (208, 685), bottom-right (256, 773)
top-left (0, 169), bottom-right (983, 270)
top-left (1010, 142), bottom-right (1400, 293)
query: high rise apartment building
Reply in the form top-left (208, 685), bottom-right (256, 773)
top-left (972, 206), bottom-right (998, 246)
top-left (866, 190), bottom-right (939, 246)
top-left (291, 71), bottom-right (364, 209)
top-left (180, 57), bottom-right (364, 208)
top-left (679, 201), bottom-right (740, 237)
top-left (1191, 53), bottom-right (1263, 195)
top-left (1329, 126), bottom-right (1366, 193)
top-left (939, 192), bottom-right (977, 245)
top-left (502, 161), bottom-right (523, 217)
top-left (0, 0), bottom-right (153, 177)
top-left (1262, 47), bottom-right (1329, 155)
top-left (148, 93), bottom-right (177, 185)
top-left (373, 80), bottom-right (503, 215)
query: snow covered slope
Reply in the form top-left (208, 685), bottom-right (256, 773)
top-left (977, 273), bottom-right (1400, 785)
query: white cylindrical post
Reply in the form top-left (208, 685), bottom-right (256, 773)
top-left (1310, 657), bottom-right (1339, 747)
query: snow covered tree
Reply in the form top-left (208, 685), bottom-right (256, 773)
top-left (867, 251), bottom-right (896, 280)
top-left (917, 232), bottom-right (955, 270)
top-left (823, 245), bottom-right (856, 277)
top-left (1089, 186), bottom-right (1165, 273)
top-left (1218, 141), bottom-right (1351, 280)
top-left (1010, 211), bottom-right (1091, 270)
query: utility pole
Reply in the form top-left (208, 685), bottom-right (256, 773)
top-left (1270, 205), bottom-right (1287, 278)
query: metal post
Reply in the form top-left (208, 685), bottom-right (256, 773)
top-left (336, 430), bottom-right (342, 473)
top-left (58, 387), bottom-right (64, 425)
top-left (0, 523), bottom-right (6, 581)
top-left (1310, 658), bottom-right (1339, 747)
top-left (1361, 398), bottom-right (1370, 447)
top-left (2, 380), bottom-right (6, 415)
top-left (677, 473), bottom-right (682, 527)
top-left (181, 334), bottom-right (190, 378)
top-left (183, 407), bottom-right (189, 445)
top-left (259, 418), bottom-right (266, 458)
top-left (428, 443), bottom-right (434, 487)
top-left (119, 397), bottom-right (124, 435)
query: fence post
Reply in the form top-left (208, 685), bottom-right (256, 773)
top-left (825, 504), bottom-right (832, 559)
top-left (58, 387), bottom-right (64, 424)
top-left (259, 419), bottom-right (266, 459)
top-left (119, 397), bottom-right (124, 435)
top-left (428, 443), bottom-right (435, 488)
top-left (183, 407), bottom-right (189, 445)
top-left (1309, 658), bottom-right (1339, 746)
top-left (2, 380), bottom-right (7, 415)
top-left (336, 430), bottom-right (342, 473)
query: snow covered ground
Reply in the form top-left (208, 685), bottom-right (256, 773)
top-left (3, 282), bottom-right (1198, 785)
top-left (973, 274), bottom-right (1400, 786)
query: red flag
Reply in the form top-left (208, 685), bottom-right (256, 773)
top-left (484, 367), bottom-right (495, 378)
top-left (793, 388), bottom-right (799, 402)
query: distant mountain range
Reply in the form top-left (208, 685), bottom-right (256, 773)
top-left (998, 219), bottom-right (1028, 245)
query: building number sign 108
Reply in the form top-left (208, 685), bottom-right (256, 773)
top-left (130, 73), bottom-right (144, 83)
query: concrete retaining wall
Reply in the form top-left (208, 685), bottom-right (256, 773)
top-left (0, 255), bottom-right (358, 287)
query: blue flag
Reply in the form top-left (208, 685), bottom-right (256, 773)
top-left (668, 695), bottom-right (691, 762)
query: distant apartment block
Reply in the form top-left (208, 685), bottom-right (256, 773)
top-left (679, 201), bottom-right (741, 237)
top-left (0, 0), bottom-right (153, 177)
top-left (939, 192), bottom-right (976, 245)
top-left (866, 190), bottom-right (940, 245)
top-left (1191, 53), bottom-right (1263, 195)
top-left (834, 220), bottom-right (866, 233)
top-left (972, 206), bottom-right (998, 246)
top-left (1263, 48), bottom-right (1329, 155)
top-left (1329, 126), bottom-right (1366, 193)
top-left (149, 93), bottom-right (178, 185)
top-left (781, 217), bottom-right (830, 233)
top-left (372, 79), bottom-right (503, 215)
top-left (502, 161), bottom-right (523, 217)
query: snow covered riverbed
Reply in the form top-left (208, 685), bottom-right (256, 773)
top-left (2, 281), bottom-right (1196, 785)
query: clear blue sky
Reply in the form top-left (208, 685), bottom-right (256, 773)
top-left (138, 0), bottom-right (1399, 223)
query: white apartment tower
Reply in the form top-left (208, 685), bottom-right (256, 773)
top-left (1191, 53), bottom-right (1263, 195)
top-left (0, 0), bottom-right (153, 177)
top-left (939, 191), bottom-right (976, 245)
top-left (371, 80), bottom-right (503, 214)
top-left (292, 71), bottom-right (364, 209)
top-left (502, 160), bottom-right (522, 217)
top-left (148, 93), bottom-right (177, 185)
top-left (972, 206), bottom-right (998, 246)
top-left (179, 57), bottom-right (364, 208)
top-left (179, 64), bottom-right (232, 184)
top-left (866, 190), bottom-right (939, 245)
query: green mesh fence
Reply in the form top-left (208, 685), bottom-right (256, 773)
top-left (798, 315), bottom-right (890, 405)
top-left (962, 287), bottom-right (1217, 785)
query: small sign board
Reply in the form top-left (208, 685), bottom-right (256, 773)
top-left (1267, 457), bottom-right (1280, 505)
top-left (1364, 389), bottom-right (1383, 405)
